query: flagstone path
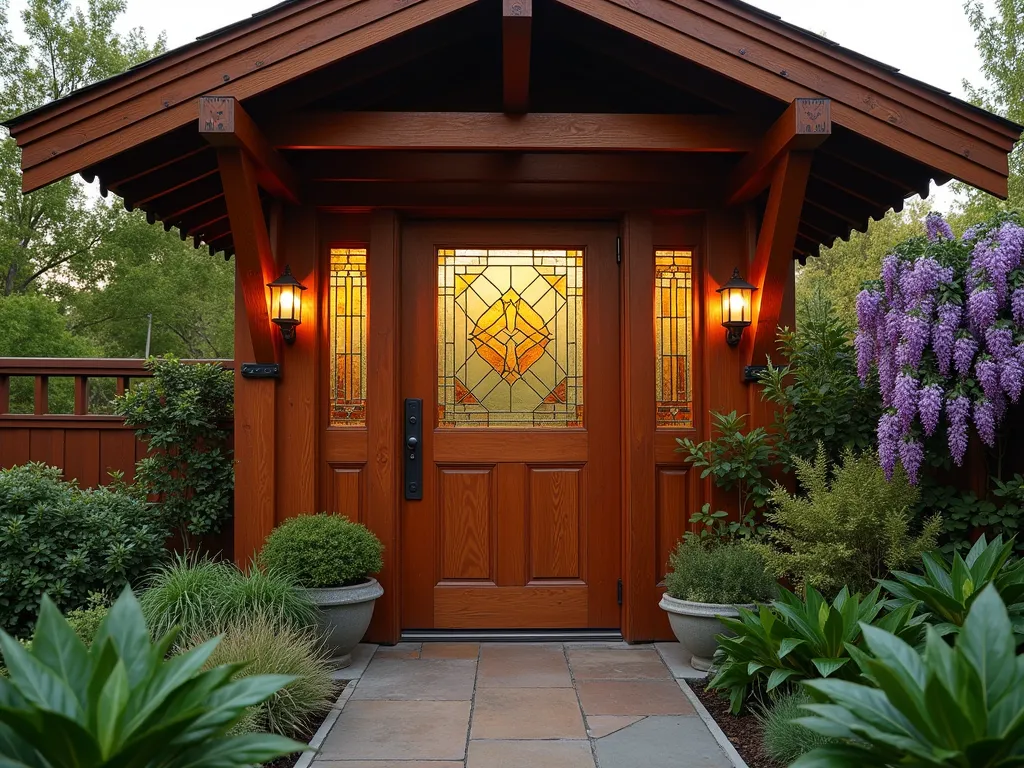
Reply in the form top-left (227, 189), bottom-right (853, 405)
top-left (308, 642), bottom-right (739, 768)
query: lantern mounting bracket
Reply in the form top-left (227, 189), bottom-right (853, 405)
top-left (744, 365), bottom-right (768, 383)
top-left (241, 363), bottom-right (282, 379)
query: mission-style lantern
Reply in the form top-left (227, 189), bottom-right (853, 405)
top-left (268, 265), bottom-right (307, 345)
top-left (717, 268), bottom-right (756, 347)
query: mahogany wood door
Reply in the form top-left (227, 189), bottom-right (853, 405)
top-left (400, 221), bottom-right (621, 630)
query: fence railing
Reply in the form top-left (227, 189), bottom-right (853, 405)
top-left (0, 358), bottom-right (234, 487)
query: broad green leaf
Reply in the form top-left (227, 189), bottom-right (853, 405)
top-left (921, 552), bottom-right (954, 595)
top-left (822, 606), bottom-right (845, 657)
top-left (778, 637), bottom-right (806, 659)
top-left (92, 588), bottom-right (154, 688)
top-left (0, 632), bottom-right (79, 719)
top-left (169, 734), bottom-right (307, 768)
top-left (811, 657), bottom-right (850, 678)
top-left (923, 672), bottom-right (978, 751)
top-left (790, 744), bottom-right (883, 768)
top-left (766, 668), bottom-right (798, 691)
top-left (97, 660), bottom-right (130, 758)
top-left (28, 597), bottom-right (90, 712)
top-left (960, 584), bottom-right (1015, 707)
top-left (860, 623), bottom-right (927, 689)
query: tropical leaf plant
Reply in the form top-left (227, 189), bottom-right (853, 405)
top-left (708, 584), bottom-right (922, 714)
top-left (793, 584), bottom-right (1024, 767)
top-left (879, 534), bottom-right (1024, 635)
top-left (0, 587), bottom-right (306, 767)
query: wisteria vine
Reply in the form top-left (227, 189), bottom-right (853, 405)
top-left (856, 211), bottom-right (1024, 484)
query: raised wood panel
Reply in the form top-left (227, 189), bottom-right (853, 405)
top-left (439, 467), bottom-right (494, 581)
top-left (0, 428), bottom-right (30, 469)
top-left (29, 430), bottom-right (64, 467)
top-left (321, 430), bottom-right (369, 462)
top-left (64, 430), bottom-right (101, 487)
top-left (434, 585), bottom-right (588, 628)
top-left (656, 466), bottom-right (692, 584)
top-left (328, 465), bottom-right (364, 523)
top-left (99, 430), bottom-right (137, 484)
top-left (528, 467), bottom-right (581, 580)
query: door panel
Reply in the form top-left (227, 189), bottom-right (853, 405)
top-left (401, 221), bottom-right (621, 630)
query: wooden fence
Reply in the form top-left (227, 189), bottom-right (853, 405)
top-left (0, 358), bottom-right (234, 487)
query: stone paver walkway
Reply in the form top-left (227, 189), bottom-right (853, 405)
top-left (312, 642), bottom-right (736, 768)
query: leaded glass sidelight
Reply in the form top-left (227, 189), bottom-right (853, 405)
top-left (329, 248), bottom-right (367, 427)
top-left (438, 248), bottom-right (584, 427)
top-left (655, 250), bottom-right (694, 428)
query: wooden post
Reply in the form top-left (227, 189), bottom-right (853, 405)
top-left (621, 212), bottom-right (657, 643)
top-left (0, 376), bottom-right (9, 414)
top-left (74, 376), bottom-right (89, 416)
top-left (34, 376), bottom-right (49, 416)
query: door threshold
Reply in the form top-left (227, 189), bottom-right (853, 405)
top-left (401, 629), bottom-right (623, 642)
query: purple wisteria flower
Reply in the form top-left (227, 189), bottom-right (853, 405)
top-left (1002, 357), bottom-right (1024, 402)
top-left (953, 335), bottom-right (978, 378)
top-left (899, 438), bottom-right (925, 485)
top-left (882, 255), bottom-right (902, 308)
top-left (970, 222), bottom-right (1024, 303)
top-left (856, 289), bottom-right (883, 335)
top-left (900, 312), bottom-right (931, 369)
top-left (976, 356), bottom-right (1001, 401)
top-left (918, 383), bottom-right (943, 436)
top-left (1013, 288), bottom-right (1024, 326)
top-left (901, 257), bottom-right (948, 303)
top-left (933, 303), bottom-right (961, 375)
top-left (962, 225), bottom-right (981, 243)
top-left (925, 212), bottom-right (954, 242)
top-left (877, 351), bottom-right (896, 406)
top-left (947, 394), bottom-right (971, 466)
top-left (877, 411), bottom-right (902, 480)
top-left (893, 372), bottom-right (919, 430)
top-left (986, 325), bottom-right (1014, 362)
top-left (855, 331), bottom-right (874, 384)
top-left (968, 287), bottom-right (999, 331)
top-left (975, 397), bottom-right (997, 447)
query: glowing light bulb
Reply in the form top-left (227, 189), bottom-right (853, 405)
top-left (279, 289), bottom-right (294, 313)
top-left (729, 290), bottom-right (746, 317)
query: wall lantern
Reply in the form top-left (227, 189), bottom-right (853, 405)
top-left (717, 268), bottom-right (756, 347)
top-left (268, 265), bottom-right (307, 345)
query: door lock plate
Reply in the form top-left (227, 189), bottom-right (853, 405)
top-left (404, 398), bottom-right (423, 500)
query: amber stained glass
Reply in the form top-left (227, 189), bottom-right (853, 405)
top-left (438, 248), bottom-right (583, 427)
top-left (329, 248), bottom-right (367, 426)
top-left (655, 250), bottom-right (694, 428)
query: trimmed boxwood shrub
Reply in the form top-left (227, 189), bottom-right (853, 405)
top-left (0, 463), bottom-right (166, 637)
top-left (260, 514), bottom-right (383, 588)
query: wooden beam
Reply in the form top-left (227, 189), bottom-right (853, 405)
top-left (502, 0), bottom-right (532, 113)
top-left (726, 98), bottom-right (830, 205)
top-left (200, 96), bottom-right (301, 205)
top-left (268, 112), bottom-right (762, 152)
top-left (744, 151), bottom-right (813, 370)
top-left (217, 148), bottom-right (278, 364)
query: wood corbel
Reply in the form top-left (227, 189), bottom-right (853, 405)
top-left (502, 0), bottom-right (532, 113)
top-left (217, 147), bottom-right (279, 364)
top-left (726, 98), bottom-right (831, 206)
top-left (743, 150), bottom-right (814, 373)
top-left (200, 96), bottom-right (301, 205)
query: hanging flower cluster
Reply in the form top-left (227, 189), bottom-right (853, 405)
top-left (856, 212), bottom-right (1024, 484)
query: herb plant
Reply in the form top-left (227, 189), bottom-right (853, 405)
top-left (664, 540), bottom-right (776, 605)
top-left (260, 514), bottom-right (384, 589)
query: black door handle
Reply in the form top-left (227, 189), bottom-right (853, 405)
top-left (404, 399), bottom-right (423, 500)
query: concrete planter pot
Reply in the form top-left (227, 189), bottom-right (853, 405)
top-left (306, 578), bottom-right (383, 669)
top-left (659, 594), bottom-right (754, 672)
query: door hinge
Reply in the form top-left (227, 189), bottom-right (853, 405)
top-left (615, 236), bottom-right (622, 265)
top-left (616, 579), bottom-right (623, 605)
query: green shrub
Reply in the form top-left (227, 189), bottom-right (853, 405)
top-left (664, 540), bottom-right (776, 604)
top-left (709, 584), bottom-right (923, 714)
top-left (0, 463), bottom-right (167, 637)
top-left (260, 514), bottom-right (384, 588)
top-left (140, 553), bottom-right (318, 639)
top-left (757, 692), bottom-right (835, 764)
top-left (880, 534), bottom-right (1024, 637)
top-left (794, 585), bottom-right (1024, 768)
top-left (64, 592), bottom-right (109, 645)
top-left (192, 613), bottom-right (335, 739)
top-left (0, 588), bottom-right (304, 767)
top-left (748, 446), bottom-right (941, 596)
top-left (115, 356), bottom-right (234, 548)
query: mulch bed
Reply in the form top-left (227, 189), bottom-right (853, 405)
top-left (692, 680), bottom-right (782, 768)
top-left (263, 680), bottom-right (347, 768)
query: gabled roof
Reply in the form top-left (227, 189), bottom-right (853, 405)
top-left (4, 0), bottom-right (1020, 260)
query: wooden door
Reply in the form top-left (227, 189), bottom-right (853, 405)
top-left (400, 221), bottom-right (621, 630)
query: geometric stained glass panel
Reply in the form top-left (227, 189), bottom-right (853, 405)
top-left (655, 250), bottom-right (694, 429)
top-left (329, 248), bottom-right (367, 427)
top-left (438, 248), bottom-right (583, 427)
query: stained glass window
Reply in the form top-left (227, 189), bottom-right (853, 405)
top-left (655, 250), bottom-right (694, 428)
top-left (438, 248), bottom-right (583, 427)
top-left (329, 248), bottom-right (367, 427)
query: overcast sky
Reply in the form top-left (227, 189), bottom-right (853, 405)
top-left (8, 0), bottom-right (997, 210)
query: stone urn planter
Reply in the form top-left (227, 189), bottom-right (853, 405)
top-left (659, 594), bottom-right (754, 672)
top-left (307, 578), bottom-right (384, 668)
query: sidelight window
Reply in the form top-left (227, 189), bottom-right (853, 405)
top-left (655, 250), bottom-right (694, 428)
top-left (329, 248), bottom-right (367, 427)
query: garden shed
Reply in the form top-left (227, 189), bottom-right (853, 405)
top-left (1, 0), bottom-right (1020, 644)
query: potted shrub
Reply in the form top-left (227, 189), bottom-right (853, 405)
top-left (659, 539), bottom-right (776, 671)
top-left (260, 513), bottom-right (384, 668)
